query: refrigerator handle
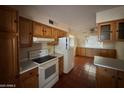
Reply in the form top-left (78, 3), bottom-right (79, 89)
top-left (66, 37), bottom-right (67, 49)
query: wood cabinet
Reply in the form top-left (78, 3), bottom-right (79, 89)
top-left (58, 56), bottom-right (64, 77)
top-left (20, 68), bottom-right (38, 88)
top-left (52, 28), bottom-right (59, 38)
top-left (98, 21), bottom-right (116, 41)
top-left (0, 6), bottom-right (18, 33)
top-left (100, 49), bottom-right (116, 58)
top-left (76, 47), bottom-right (116, 58)
top-left (96, 67), bottom-right (116, 88)
top-left (85, 48), bottom-right (95, 57)
top-left (117, 71), bottom-right (124, 87)
top-left (0, 6), bottom-right (19, 87)
top-left (98, 19), bottom-right (124, 42)
top-left (33, 22), bottom-right (44, 37)
top-left (116, 19), bottom-right (124, 41)
top-left (96, 67), bottom-right (124, 88)
top-left (58, 30), bottom-right (67, 38)
top-left (19, 17), bottom-right (33, 48)
top-left (33, 22), bottom-right (53, 38)
top-left (43, 25), bottom-right (52, 38)
top-left (76, 47), bottom-right (86, 56)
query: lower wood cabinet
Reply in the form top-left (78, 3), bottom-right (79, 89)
top-left (19, 67), bottom-right (39, 88)
top-left (58, 56), bottom-right (64, 77)
top-left (96, 67), bottom-right (124, 88)
top-left (76, 47), bottom-right (116, 58)
top-left (117, 71), bottom-right (124, 87)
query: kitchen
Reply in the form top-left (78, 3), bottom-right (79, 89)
top-left (0, 5), bottom-right (124, 88)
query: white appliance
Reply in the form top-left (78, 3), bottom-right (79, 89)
top-left (29, 49), bottom-right (59, 88)
top-left (55, 36), bottom-right (75, 73)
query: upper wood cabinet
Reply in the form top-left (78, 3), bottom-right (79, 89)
top-left (116, 19), bottom-right (124, 41)
top-left (0, 6), bottom-right (19, 87)
top-left (52, 28), bottom-right (59, 38)
top-left (19, 17), bottom-right (33, 48)
top-left (98, 21), bottom-right (116, 41)
top-left (33, 21), bottom-right (67, 39)
top-left (33, 22), bottom-right (44, 37)
top-left (98, 19), bottom-right (124, 42)
top-left (43, 25), bottom-right (52, 38)
top-left (58, 30), bottom-right (67, 38)
top-left (0, 6), bottom-right (18, 33)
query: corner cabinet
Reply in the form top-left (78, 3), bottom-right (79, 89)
top-left (0, 6), bottom-right (19, 87)
top-left (97, 19), bottom-right (124, 42)
top-left (19, 17), bottom-right (33, 48)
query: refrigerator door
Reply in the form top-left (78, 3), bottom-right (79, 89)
top-left (55, 37), bottom-right (75, 73)
top-left (58, 37), bottom-right (69, 50)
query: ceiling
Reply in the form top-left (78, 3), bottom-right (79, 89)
top-left (13, 5), bottom-right (120, 31)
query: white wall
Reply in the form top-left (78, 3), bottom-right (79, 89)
top-left (96, 6), bottom-right (124, 23)
top-left (11, 6), bottom-right (69, 32)
top-left (96, 6), bottom-right (124, 60)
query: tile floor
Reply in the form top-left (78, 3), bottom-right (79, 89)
top-left (53, 56), bottom-right (96, 88)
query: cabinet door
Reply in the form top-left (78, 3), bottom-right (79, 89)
top-left (43, 25), bottom-right (52, 38)
top-left (100, 49), bottom-right (108, 57)
top-left (0, 32), bottom-right (19, 85)
top-left (58, 30), bottom-right (67, 38)
top-left (59, 56), bottom-right (64, 77)
top-left (0, 6), bottom-right (17, 33)
top-left (76, 47), bottom-right (85, 56)
top-left (20, 75), bottom-right (38, 88)
top-left (20, 68), bottom-right (38, 88)
top-left (117, 71), bottom-right (124, 88)
top-left (19, 17), bottom-right (33, 47)
top-left (52, 28), bottom-right (59, 38)
top-left (33, 22), bottom-right (44, 37)
top-left (85, 48), bottom-right (94, 57)
top-left (116, 19), bottom-right (124, 41)
top-left (98, 22), bottom-right (115, 41)
top-left (96, 67), bottom-right (116, 88)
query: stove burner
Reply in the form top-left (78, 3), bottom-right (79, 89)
top-left (32, 55), bottom-right (56, 64)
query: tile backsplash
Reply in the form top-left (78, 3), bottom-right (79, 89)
top-left (19, 43), bottom-right (54, 60)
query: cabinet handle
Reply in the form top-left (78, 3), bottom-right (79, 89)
top-left (30, 72), bottom-right (33, 75)
top-left (29, 32), bottom-right (32, 35)
top-left (118, 77), bottom-right (122, 80)
top-left (36, 74), bottom-right (39, 77)
top-left (104, 69), bottom-right (107, 72)
top-left (112, 76), bottom-right (115, 78)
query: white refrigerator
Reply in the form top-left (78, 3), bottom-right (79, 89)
top-left (55, 36), bottom-right (75, 74)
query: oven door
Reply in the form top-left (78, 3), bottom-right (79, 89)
top-left (39, 58), bottom-right (58, 87)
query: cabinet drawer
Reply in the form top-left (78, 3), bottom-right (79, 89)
top-left (97, 67), bottom-right (116, 76)
top-left (20, 67), bottom-right (38, 80)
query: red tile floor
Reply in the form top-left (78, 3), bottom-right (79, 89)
top-left (53, 56), bottom-right (96, 88)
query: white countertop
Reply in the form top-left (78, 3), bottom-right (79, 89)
top-left (94, 56), bottom-right (124, 72)
top-left (20, 60), bottom-right (38, 74)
